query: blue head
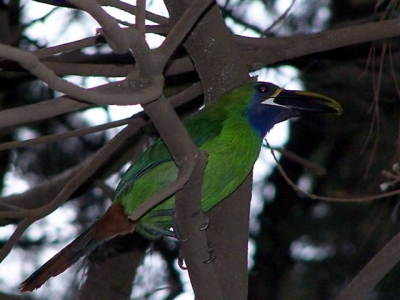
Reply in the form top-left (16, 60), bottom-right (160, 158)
top-left (246, 82), bottom-right (342, 137)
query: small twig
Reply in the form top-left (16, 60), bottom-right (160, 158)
top-left (68, 0), bottom-right (129, 54)
top-left (0, 218), bottom-right (33, 263)
top-left (0, 201), bottom-right (27, 212)
top-left (363, 41), bottom-right (387, 178)
top-left (136, 0), bottom-right (146, 34)
top-left (99, 0), bottom-right (169, 25)
top-left (388, 40), bottom-right (400, 97)
top-left (262, 0), bottom-right (295, 35)
top-left (268, 142), bottom-right (400, 203)
top-left (266, 145), bottom-right (326, 176)
top-left (41, 62), bottom-right (134, 77)
top-left (169, 82), bottom-right (203, 107)
top-left (0, 115), bottom-right (142, 151)
top-left (34, 36), bottom-right (102, 59)
top-left (94, 180), bottom-right (115, 200)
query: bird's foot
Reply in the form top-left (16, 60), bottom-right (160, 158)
top-left (173, 212), bottom-right (213, 269)
top-left (172, 212), bottom-right (188, 242)
top-left (172, 211), bottom-right (209, 241)
top-left (177, 240), bottom-right (216, 270)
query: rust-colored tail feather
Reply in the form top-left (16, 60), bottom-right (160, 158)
top-left (19, 203), bottom-right (136, 292)
top-left (19, 224), bottom-right (100, 292)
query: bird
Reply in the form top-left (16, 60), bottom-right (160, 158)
top-left (19, 81), bottom-right (342, 292)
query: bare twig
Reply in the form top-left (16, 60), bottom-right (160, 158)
top-left (0, 115), bottom-right (141, 151)
top-left (169, 82), bottom-right (203, 107)
top-left (0, 219), bottom-right (33, 263)
top-left (34, 36), bottom-right (102, 59)
top-left (268, 143), bottom-right (400, 203)
top-left (267, 146), bottom-right (326, 176)
top-left (67, 0), bottom-right (130, 54)
top-left (136, 0), bottom-right (146, 34)
top-left (99, 0), bottom-right (169, 25)
top-left (262, 0), bottom-right (295, 35)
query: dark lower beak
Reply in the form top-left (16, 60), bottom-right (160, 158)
top-left (273, 90), bottom-right (343, 116)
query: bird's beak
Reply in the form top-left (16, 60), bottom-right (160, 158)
top-left (262, 88), bottom-right (343, 116)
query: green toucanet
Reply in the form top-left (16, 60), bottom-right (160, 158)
top-left (20, 81), bottom-right (342, 292)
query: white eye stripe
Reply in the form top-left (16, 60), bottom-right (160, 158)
top-left (261, 97), bottom-right (288, 108)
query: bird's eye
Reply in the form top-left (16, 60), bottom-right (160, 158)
top-left (257, 84), bottom-right (269, 93)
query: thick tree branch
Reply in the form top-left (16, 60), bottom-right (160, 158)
top-left (175, 150), bottom-right (224, 299)
top-left (336, 232), bottom-right (400, 300)
top-left (237, 17), bottom-right (400, 69)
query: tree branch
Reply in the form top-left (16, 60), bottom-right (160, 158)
top-left (155, 0), bottom-right (214, 69)
top-left (237, 17), bottom-right (400, 69)
top-left (0, 44), bottom-right (164, 106)
top-left (174, 150), bottom-right (224, 299)
top-left (336, 232), bottom-right (400, 300)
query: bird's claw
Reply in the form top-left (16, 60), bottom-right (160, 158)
top-left (178, 255), bottom-right (187, 270)
top-left (172, 212), bottom-right (188, 242)
top-left (199, 213), bottom-right (209, 231)
top-left (172, 211), bottom-right (209, 239)
top-left (203, 241), bottom-right (216, 264)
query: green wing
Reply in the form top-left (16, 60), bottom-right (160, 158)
top-left (113, 139), bottom-right (171, 200)
top-left (114, 109), bottom-right (225, 207)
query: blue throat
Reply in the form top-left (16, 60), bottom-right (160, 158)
top-left (246, 104), bottom-right (289, 138)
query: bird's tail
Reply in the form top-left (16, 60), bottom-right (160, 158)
top-left (19, 203), bottom-right (136, 292)
top-left (19, 223), bottom-right (101, 292)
